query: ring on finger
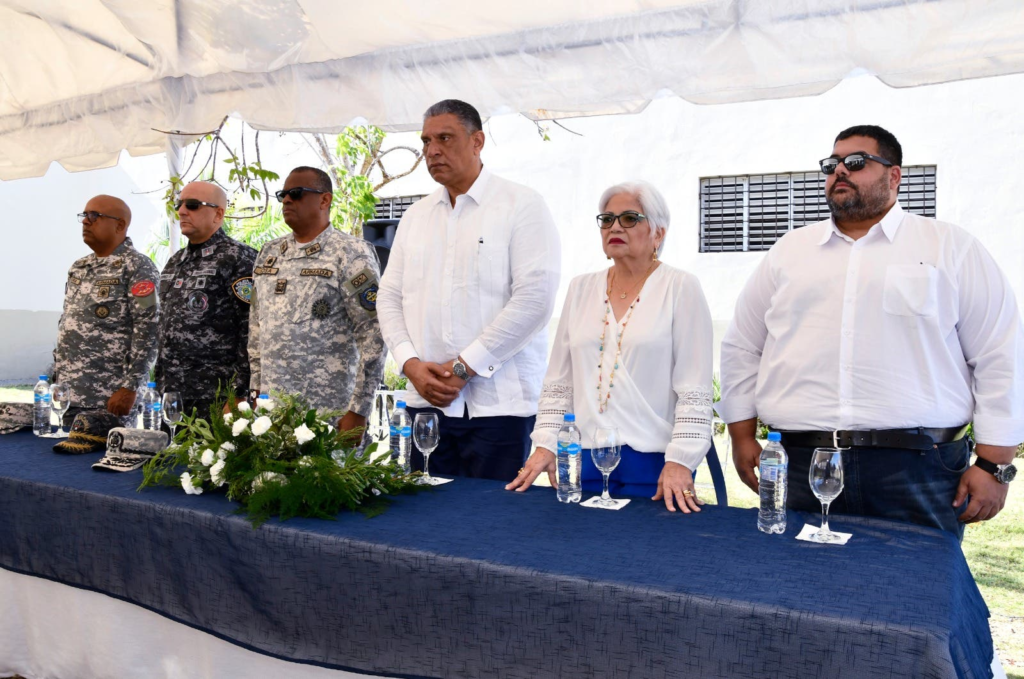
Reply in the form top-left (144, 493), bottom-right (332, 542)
top-left (682, 489), bottom-right (694, 497)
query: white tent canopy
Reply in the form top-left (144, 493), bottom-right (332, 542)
top-left (2, 0), bottom-right (1023, 180)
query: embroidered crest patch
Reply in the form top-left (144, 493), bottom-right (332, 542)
top-left (359, 284), bottom-right (378, 312)
top-left (97, 286), bottom-right (110, 299)
top-left (275, 279), bottom-right (288, 295)
top-left (202, 246), bottom-right (215, 257)
top-left (187, 290), bottom-right (209, 313)
top-left (311, 297), bottom-right (331, 319)
top-left (232, 277), bottom-right (254, 304)
top-left (95, 305), bottom-right (110, 319)
top-left (304, 243), bottom-right (321, 256)
top-left (174, 279), bottom-right (184, 288)
top-left (131, 280), bottom-right (155, 297)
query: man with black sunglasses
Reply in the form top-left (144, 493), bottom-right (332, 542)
top-left (155, 181), bottom-right (256, 418)
top-left (54, 194), bottom-right (160, 426)
top-left (720, 124), bottom-right (1022, 538)
top-left (248, 166), bottom-right (385, 430)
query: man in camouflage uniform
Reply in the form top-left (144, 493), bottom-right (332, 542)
top-left (54, 195), bottom-right (160, 425)
top-left (249, 166), bottom-right (385, 432)
top-left (156, 181), bottom-right (256, 418)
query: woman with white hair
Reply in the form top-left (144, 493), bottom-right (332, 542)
top-left (506, 181), bottom-right (716, 512)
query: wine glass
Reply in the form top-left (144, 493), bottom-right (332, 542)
top-left (50, 383), bottom-right (72, 437)
top-left (808, 448), bottom-right (845, 543)
top-left (413, 412), bottom-right (440, 485)
top-left (591, 427), bottom-right (622, 506)
top-left (162, 392), bottom-right (182, 442)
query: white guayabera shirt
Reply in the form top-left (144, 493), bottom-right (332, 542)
top-left (531, 265), bottom-right (715, 471)
top-left (718, 202), bottom-right (1024, 447)
top-left (377, 167), bottom-right (561, 418)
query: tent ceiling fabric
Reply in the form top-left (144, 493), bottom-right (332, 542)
top-left (1, 0), bottom-right (1022, 180)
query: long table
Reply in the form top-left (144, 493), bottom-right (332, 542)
top-left (0, 431), bottom-right (995, 678)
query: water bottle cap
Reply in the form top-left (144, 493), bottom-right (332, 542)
top-left (563, 413), bottom-right (575, 422)
top-left (396, 400), bottom-right (406, 409)
top-left (147, 381), bottom-right (156, 388)
top-left (767, 431), bottom-right (781, 442)
top-left (39, 375), bottom-right (48, 380)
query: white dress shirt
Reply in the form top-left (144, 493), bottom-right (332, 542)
top-left (377, 167), bottom-right (561, 418)
top-left (718, 202), bottom-right (1024, 446)
top-left (531, 265), bottom-right (714, 471)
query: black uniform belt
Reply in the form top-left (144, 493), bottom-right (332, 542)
top-left (777, 426), bottom-right (970, 451)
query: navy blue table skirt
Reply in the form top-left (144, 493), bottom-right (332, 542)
top-left (0, 431), bottom-right (993, 678)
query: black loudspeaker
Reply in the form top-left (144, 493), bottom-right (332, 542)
top-left (362, 219), bottom-right (399, 275)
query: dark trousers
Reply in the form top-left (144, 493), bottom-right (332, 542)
top-left (406, 406), bottom-right (535, 482)
top-left (784, 438), bottom-right (971, 540)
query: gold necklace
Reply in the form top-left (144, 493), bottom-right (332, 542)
top-left (596, 264), bottom-right (657, 413)
top-left (607, 261), bottom-right (656, 300)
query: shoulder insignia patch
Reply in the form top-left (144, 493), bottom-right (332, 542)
top-left (69, 276), bottom-right (81, 287)
top-left (131, 280), bottom-right (155, 297)
top-left (300, 268), bottom-right (333, 278)
top-left (342, 267), bottom-right (379, 296)
top-left (232, 277), bottom-right (254, 304)
top-left (358, 284), bottom-right (378, 313)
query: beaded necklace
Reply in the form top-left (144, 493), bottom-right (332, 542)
top-left (596, 263), bottom-right (656, 414)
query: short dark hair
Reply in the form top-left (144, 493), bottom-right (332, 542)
top-left (423, 99), bottom-right (483, 134)
top-left (834, 125), bottom-right (903, 166)
top-left (288, 166), bottom-right (333, 194)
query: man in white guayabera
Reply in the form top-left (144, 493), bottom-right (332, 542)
top-left (719, 124), bottom-right (1023, 539)
top-left (377, 99), bottom-right (561, 482)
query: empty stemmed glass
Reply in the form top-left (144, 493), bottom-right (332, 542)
top-left (162, 392), bottom-right (182, 442)
top-left (591, 426), bottom-right (622, 507)
top-left (808, 447), bottom-right (845, 543)
top-left (50, 383), bottom-right (72, 437)
top-left (413, 412), bottom-right (440, 485)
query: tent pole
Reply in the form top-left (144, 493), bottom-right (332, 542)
top-left (166, 137), bottom-right (184, 253)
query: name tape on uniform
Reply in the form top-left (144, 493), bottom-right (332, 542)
top-left (300, 268), bottom-right (333, 278)
top-left (95, 278), bottom-right (121, 286)
top-left (254, 266), bottom-right (279, 276)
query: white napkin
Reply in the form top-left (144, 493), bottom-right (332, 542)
top-left (580, 496), bottom-right (631, 510)
top-left (796, 523), bottom-right (852, 545)
top-left (416, 476), bottom-right (454, 486)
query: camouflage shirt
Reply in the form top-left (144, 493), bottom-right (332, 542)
top-left (156, 228), bottom-right (257, 406)
top-left (248, 227), bottom-right (385, 415)
top-left (54, 237), bottom-right (160, 409)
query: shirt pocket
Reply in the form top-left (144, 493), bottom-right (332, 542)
top-left (291, 278), bottom-right (341, 324)
top-left (477, 244), bottom-right (510, 307)
top-left (882, 264), bottom-right (939, 317)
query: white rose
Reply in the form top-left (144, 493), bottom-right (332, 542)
top-left (298, 455), bottom-right (315, 468)
top-left (251, 416), bottom-right (272, 436)
top-left (210, 460), bottom-right (227, 486)
top-left (258, 398), bottom-right (275, 412)
top-left (223, 412), bottom-right (233, 424)
top-left (219, 442), bottom-right (235, 452)
top-left (200, 449), bottom-right (215, 466)
top-left (232, 418), bottom-right (250, 436)
top-left (251, 471), bottom-right (287, 491)
top-left (237, 401), bottom-right (252, 413)
top-left (217, 449), bottom-right (228, 460)
top-left (294, 423), bottom-right (315, 445)
top-left (180, 472), bottom-right (203, 496)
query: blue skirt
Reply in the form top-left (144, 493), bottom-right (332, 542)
top-left (580, 445), bottom-right (669, 498)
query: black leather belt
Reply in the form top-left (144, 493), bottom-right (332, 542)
top-left (777, 426), bottom-right (970, 451)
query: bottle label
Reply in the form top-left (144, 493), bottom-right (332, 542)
top-left (401, 426), bottom-right (411, 437)
top-left (390, 426), bottom-right (398, 437)
top-left (152, 403), bottom-right (162, 412)
top-left (35, 394), bottom-right (50, 404)
top-left (558, 441), bottom-right (582, 455)
top-left (761, 464), bottom-right (778, 482)
top-left (390, 426), bottom-right (412, 437)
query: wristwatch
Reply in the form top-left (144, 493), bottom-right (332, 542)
top-left (973, 457), bottom-right (1018, 484)
top-left (452, 358), bottom-right (473, 382)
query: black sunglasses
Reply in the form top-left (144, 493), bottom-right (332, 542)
top-left (77, 211), bottom-right (124, 224)
top-left (275, 187), bottom-right (328, 202)
top-left (596, 211), bottom-right (647, 229)
top-left (819, 152), bottom-right (894, 175)
top-left (174, 199), bottom-right (220, 211)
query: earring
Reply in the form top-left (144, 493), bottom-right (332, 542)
top-left (652, 248), bottom-right (658, 262)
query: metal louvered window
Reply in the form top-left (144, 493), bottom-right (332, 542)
top-left (374, 194), bottom-right (426, 220)
top-left (699, 166), bottom-right (937, 252)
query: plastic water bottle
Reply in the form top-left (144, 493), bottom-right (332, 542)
top-left (33, 375), bottom-right (51, 436)
top-left (389, 400), bottom-right (412, 473)
top-left (556, 413), bottom-right (582, 503)
top-left (142, 382), bottom-right (162, 431)
top-left (758, 431), bottom-right (788, 534)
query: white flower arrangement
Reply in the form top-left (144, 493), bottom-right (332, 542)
top-left (294, 423), bottom-right (316, 445)
top-left (200, 449), bottom-right (216, 466)
top-left (232, 418), bottom-right (250, 436)
top-left (223, 412), bottom-right (233, 424)
top-left (180, 472), bottom-right (203, 495)
top-left (237, 401), bottom-right (252, 413)
top-left (210, 460), bottom-right (227, 486)
top-left (251, 416), bottom-right (272, 436)
top-left (252, 471), bottom-right (287, 491)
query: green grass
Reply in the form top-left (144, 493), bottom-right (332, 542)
top-left (697, 435), bottom-right (1024, 674)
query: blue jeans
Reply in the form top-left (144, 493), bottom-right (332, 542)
top-left (783, 438), bottom-right (971, 540)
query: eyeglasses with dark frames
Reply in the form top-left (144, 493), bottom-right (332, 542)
top-left (596, 211), bottom-right (647, 229)
top-left (173, 199), bottom-right (221, 211)
top-left (275, 187), bottom-right (328, 202)
top-left (77, 211), bottom-right (124, 224)
top-left (819, 152), bottom-right (894, 175)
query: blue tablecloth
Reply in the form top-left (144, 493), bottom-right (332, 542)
top-left (0, 431), bottom-right (992, 678)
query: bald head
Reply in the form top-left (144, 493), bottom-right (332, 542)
top-left (81, 194), bottom-right (130, 256)
top-left (178, 181), bottom-right (228, 244)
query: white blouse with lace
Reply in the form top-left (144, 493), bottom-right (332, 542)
top-left (531, 264), bottom-right (714, 471)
